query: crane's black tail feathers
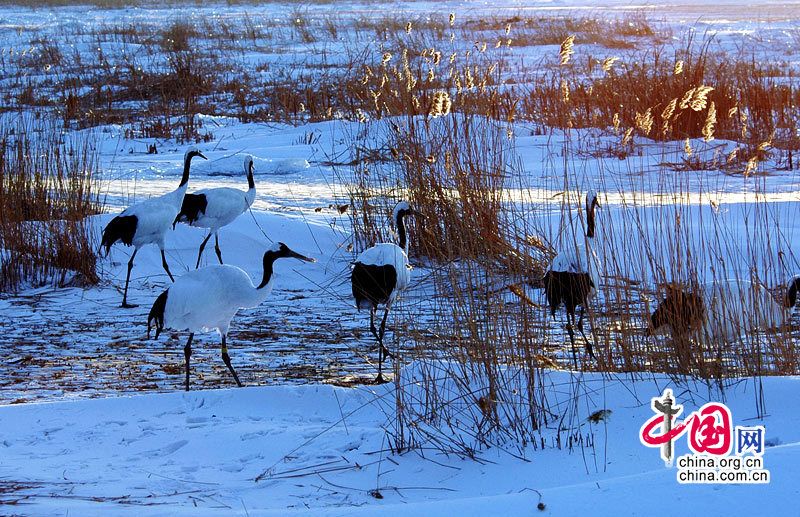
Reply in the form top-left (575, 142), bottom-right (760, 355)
top-left (351, 262), bottom-right (397, 310)
top-left (786, 277), bottom-right (800, 309)
top-left (100, 215), bottom-right (137, 256)
top-left (174, 193), bottom-right (208, 229)
top-left (543, 270), bottom-right (594, 317)
top-left (147, 290), bottom-right (168, 339)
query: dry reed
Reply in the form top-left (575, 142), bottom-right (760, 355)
top-left (0, 117), bottom-right (101, 291)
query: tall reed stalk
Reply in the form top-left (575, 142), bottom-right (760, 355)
top-left (0, 116), bottom-right (102, 291)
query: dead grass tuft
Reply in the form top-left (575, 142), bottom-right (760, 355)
top-left (0, 117), bottom-right (102, 291)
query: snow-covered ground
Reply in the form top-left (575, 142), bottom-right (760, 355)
top-left (2, 0), bottom-right (800, 514)
top-left (2, 374), bottom-right (799, 515)
top-left (0, 118), bottom-right (442, 402)
top-left (4, 117), bottom-right (800, 402)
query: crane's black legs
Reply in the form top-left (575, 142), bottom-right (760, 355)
top-left (564, 307), bottom-right (595, 368)
top-left (378, 307), bottom-right (394, 360)
top-left (369, 309), bottom-right (383, 383)
top-left (184, 333), bottom-right (194, 391)
top-left (565, 311), bottom-right (578, 369)
top-left (196, 233), bottom-right (212, 269)
top-left (121, 249), bottom-right (138, 308)
top-left (577, 326), bottom-right (595, 359)
top-left (369, 307), bottom-right (379, 344)
top-left (161, 249), bottom-right (175, 282)
top-left (369, 307), bottom-right (394, 384)
top-left (185, 334), bottom-right (243, 390)
top-left (221, 336), bottom-right (243, 387)
top-left (195, 232), bottom-right (223, 269)
top-left (214, 232), bottom-right (223, 265)
top-left (576, 306), bottom-right (596, 359)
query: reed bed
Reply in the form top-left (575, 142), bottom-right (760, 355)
top-left (3, 4), bottom-right (799, 453)
top-left (3, 9), bottom-right (795, 158)
top-left (339, 124), bottom-right (799, 453)
top-left (0, 117), bottom-right (102, 291)
top-left (328, 13), bottom-right (800, 453)
top-left (336, 112), bottom-right (556, 454)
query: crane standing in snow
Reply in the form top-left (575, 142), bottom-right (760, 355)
top-left (147, 242), bottom-right (315, 391)
top-left (351, 201), bottom-right (417, 384)
top-left (174, 154), bottom-right (257, 269)
top-left (101, 148), bottom-right (207, 308)
top-left (543, 190), bottom-right (600, 367)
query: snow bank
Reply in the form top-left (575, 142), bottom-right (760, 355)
top-left (1, 373), bottom-right (797, 515)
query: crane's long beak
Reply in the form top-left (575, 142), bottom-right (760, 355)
top-left (198, 151), bottom-right (208, 160)
top-left (288, 250), bottom-right (316, 263)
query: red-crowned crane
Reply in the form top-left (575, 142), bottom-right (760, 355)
top-left (147, 242), bottom-right (315, 391)
top-left (101, 147), bottom-right (207, 308)
top-left (174, 154), bottom-right (257, 268)
top-left (351, 201), bottom-right (417, 384)
top-left (543, 190), bottom-right (600, 367)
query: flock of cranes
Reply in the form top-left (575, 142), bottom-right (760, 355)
top-left (544, 191), bottom-right (800, 370)
top-left (101, 146), bottom-right (798, 390)
top-left (102, 148), bottom-right (412, 389)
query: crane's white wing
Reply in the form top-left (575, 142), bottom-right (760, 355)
top-left (124, 199), bottom-right (181, 247)
top-left (550, 241), bottom-right (599, 293)
top-left (166, 265), bottom-right (256, 333)
top-left (193, 188), bottom-right (251, 228)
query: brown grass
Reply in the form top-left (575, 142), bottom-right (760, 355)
top-left (0, 117), bottom-right (102, 291)
top-left (3, 5), bottom-right (798, 453)
top-left (308, 12), bottom-right (800, 453)
top-left (5, 8), bottom-right (794, 158)
top-left (334, 96), bottom-right (560, 454)
top-left (524, 36), bottom-right (800, 148)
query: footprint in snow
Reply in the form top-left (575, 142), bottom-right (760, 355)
top-left (155, 410), bottom-right (186, 418)
top-left (337, 440), bottom-right (363, 452)
top-left (186, 416), bottom-right (210, 428)
top-left (238, 453), bottom-right (263, 463)
top-left (143, 439), bottom-right (189, 458)
top-left (240, 430), bottom-right (269, 441)
top-left (182, 395), bottom-right (206, 410)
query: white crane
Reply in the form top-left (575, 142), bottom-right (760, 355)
top-left (147, 242), bottom-right (315, 391)
top-left (174, 154), bottom-right (257, 269)
top-left (101, 147), bottom-right (207, 308)
top-left (351, 201), bottom-right (417, 383)
top-left (543, 190), bottom-right (600, 366)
